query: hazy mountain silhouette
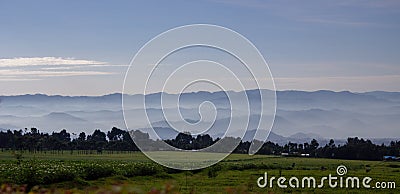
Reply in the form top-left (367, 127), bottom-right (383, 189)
top-left (0, 90), bottom-right (399, 139)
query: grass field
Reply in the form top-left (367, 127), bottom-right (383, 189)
top-left (0, 151), bottom-right (399, 193)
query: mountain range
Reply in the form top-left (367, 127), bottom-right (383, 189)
top-left (0, 90), bottom-right (399, 144)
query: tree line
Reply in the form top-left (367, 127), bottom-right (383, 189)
top-left (0, 127), bottom-right (399, 160)
top-left (0, 127), bottom-right (137, 153)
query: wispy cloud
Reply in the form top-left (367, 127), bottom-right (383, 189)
top-left (0, 78), bottom-right (40, 81)
top-left (298, 17), bottom-right (374, 27)
top-left (208, 0), bottom-right (390, 28)
top-left (207, 0), bottom-right (271, 9)
top-left (274, 75), bottom-right (400, 92)
top-left (210, 0), bottom-right (400, 10)
top-left (0, 57), bottom-right (117, 81)
top-left (40, 66), bottom-right (82, 70)
top-left (337, 0), bottom-right (400, 9)
top-left (0, 57), bottom-right (106, 67)
top-left (0, 69), bottom-right (113, 77)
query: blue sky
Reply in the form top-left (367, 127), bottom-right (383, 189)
top-left (0, 0), bottom-right (399, 95)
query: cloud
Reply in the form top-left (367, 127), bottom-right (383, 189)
top-left (0, 57), bottom-right (106, 67)
top-left (208, 0), bottom-right (270, 9)
top-left (274, 75), bottom-right (400, 92)
top-left (210, 0), bottom-right (400, 10)
top-left (209, 0), bottom-right (391, 28)
top-left (0, 69), bottom-right (113, 77)
top-left (40, 66), bottom-right (83, 70)
top-left (298, 18), bottom-right (374, 27)
top-left (337, 0), bottom-right (400, 8)
top-left (0, 78), bottom-right (40, 81)
top-left (0, 57), bottom-right (118, 81)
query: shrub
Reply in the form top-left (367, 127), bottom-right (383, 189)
top-left (82, 164), bottom-right (115, 180)
top-left (122, 163), bottom-right (160, 177)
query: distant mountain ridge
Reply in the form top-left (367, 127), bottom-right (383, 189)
top-left (0, 90), bottom-right (399, 139)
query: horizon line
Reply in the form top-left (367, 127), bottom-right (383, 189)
top-left (0, 89), bottom-right (399, 97)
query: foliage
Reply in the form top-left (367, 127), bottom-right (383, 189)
top-left (2, 127), bottom-right (400, 161)
top-left (0, 152), bottom-right (399, 193)
top-left (0, 159), bottom-right (161, 187)
top-left (0, 127), bottom-right (139, 152)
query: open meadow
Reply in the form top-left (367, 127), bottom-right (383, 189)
top-left (0, 151), bottom-right (399, 193)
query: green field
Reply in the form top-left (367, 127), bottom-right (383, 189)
top-left (0, 151), bottom-right (399, 193)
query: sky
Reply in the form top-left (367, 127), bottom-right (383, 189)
top-left (0, 0), bottom-right (399, 95)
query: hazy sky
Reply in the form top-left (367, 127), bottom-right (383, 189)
top-left (0, 0), bottom-right (399, 95)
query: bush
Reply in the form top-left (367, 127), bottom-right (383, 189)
top-left (82, 164), bottom-right (115, 180)
top-left (207, 164), bottom-right (222, 178)
top-left (41, 169), bottom-right (76, 185)
top-left (122, 163), bottom-right (160, 177)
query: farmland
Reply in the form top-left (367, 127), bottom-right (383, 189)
top-left (0, 151), bottom-right (399, 193)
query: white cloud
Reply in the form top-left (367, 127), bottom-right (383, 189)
top-left (0, 57), bottom-right (106, 67)
top-left (0, 69), bottom-right (114, 77)
top-left (40, 66), bottom-right (81, 70)
top-left (0, 78), bottom-right (40, 81)
top-left (0, 57), bottom-right (118, 81)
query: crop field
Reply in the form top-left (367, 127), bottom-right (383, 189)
top-left (0, 151), bottom-right (399, 193)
